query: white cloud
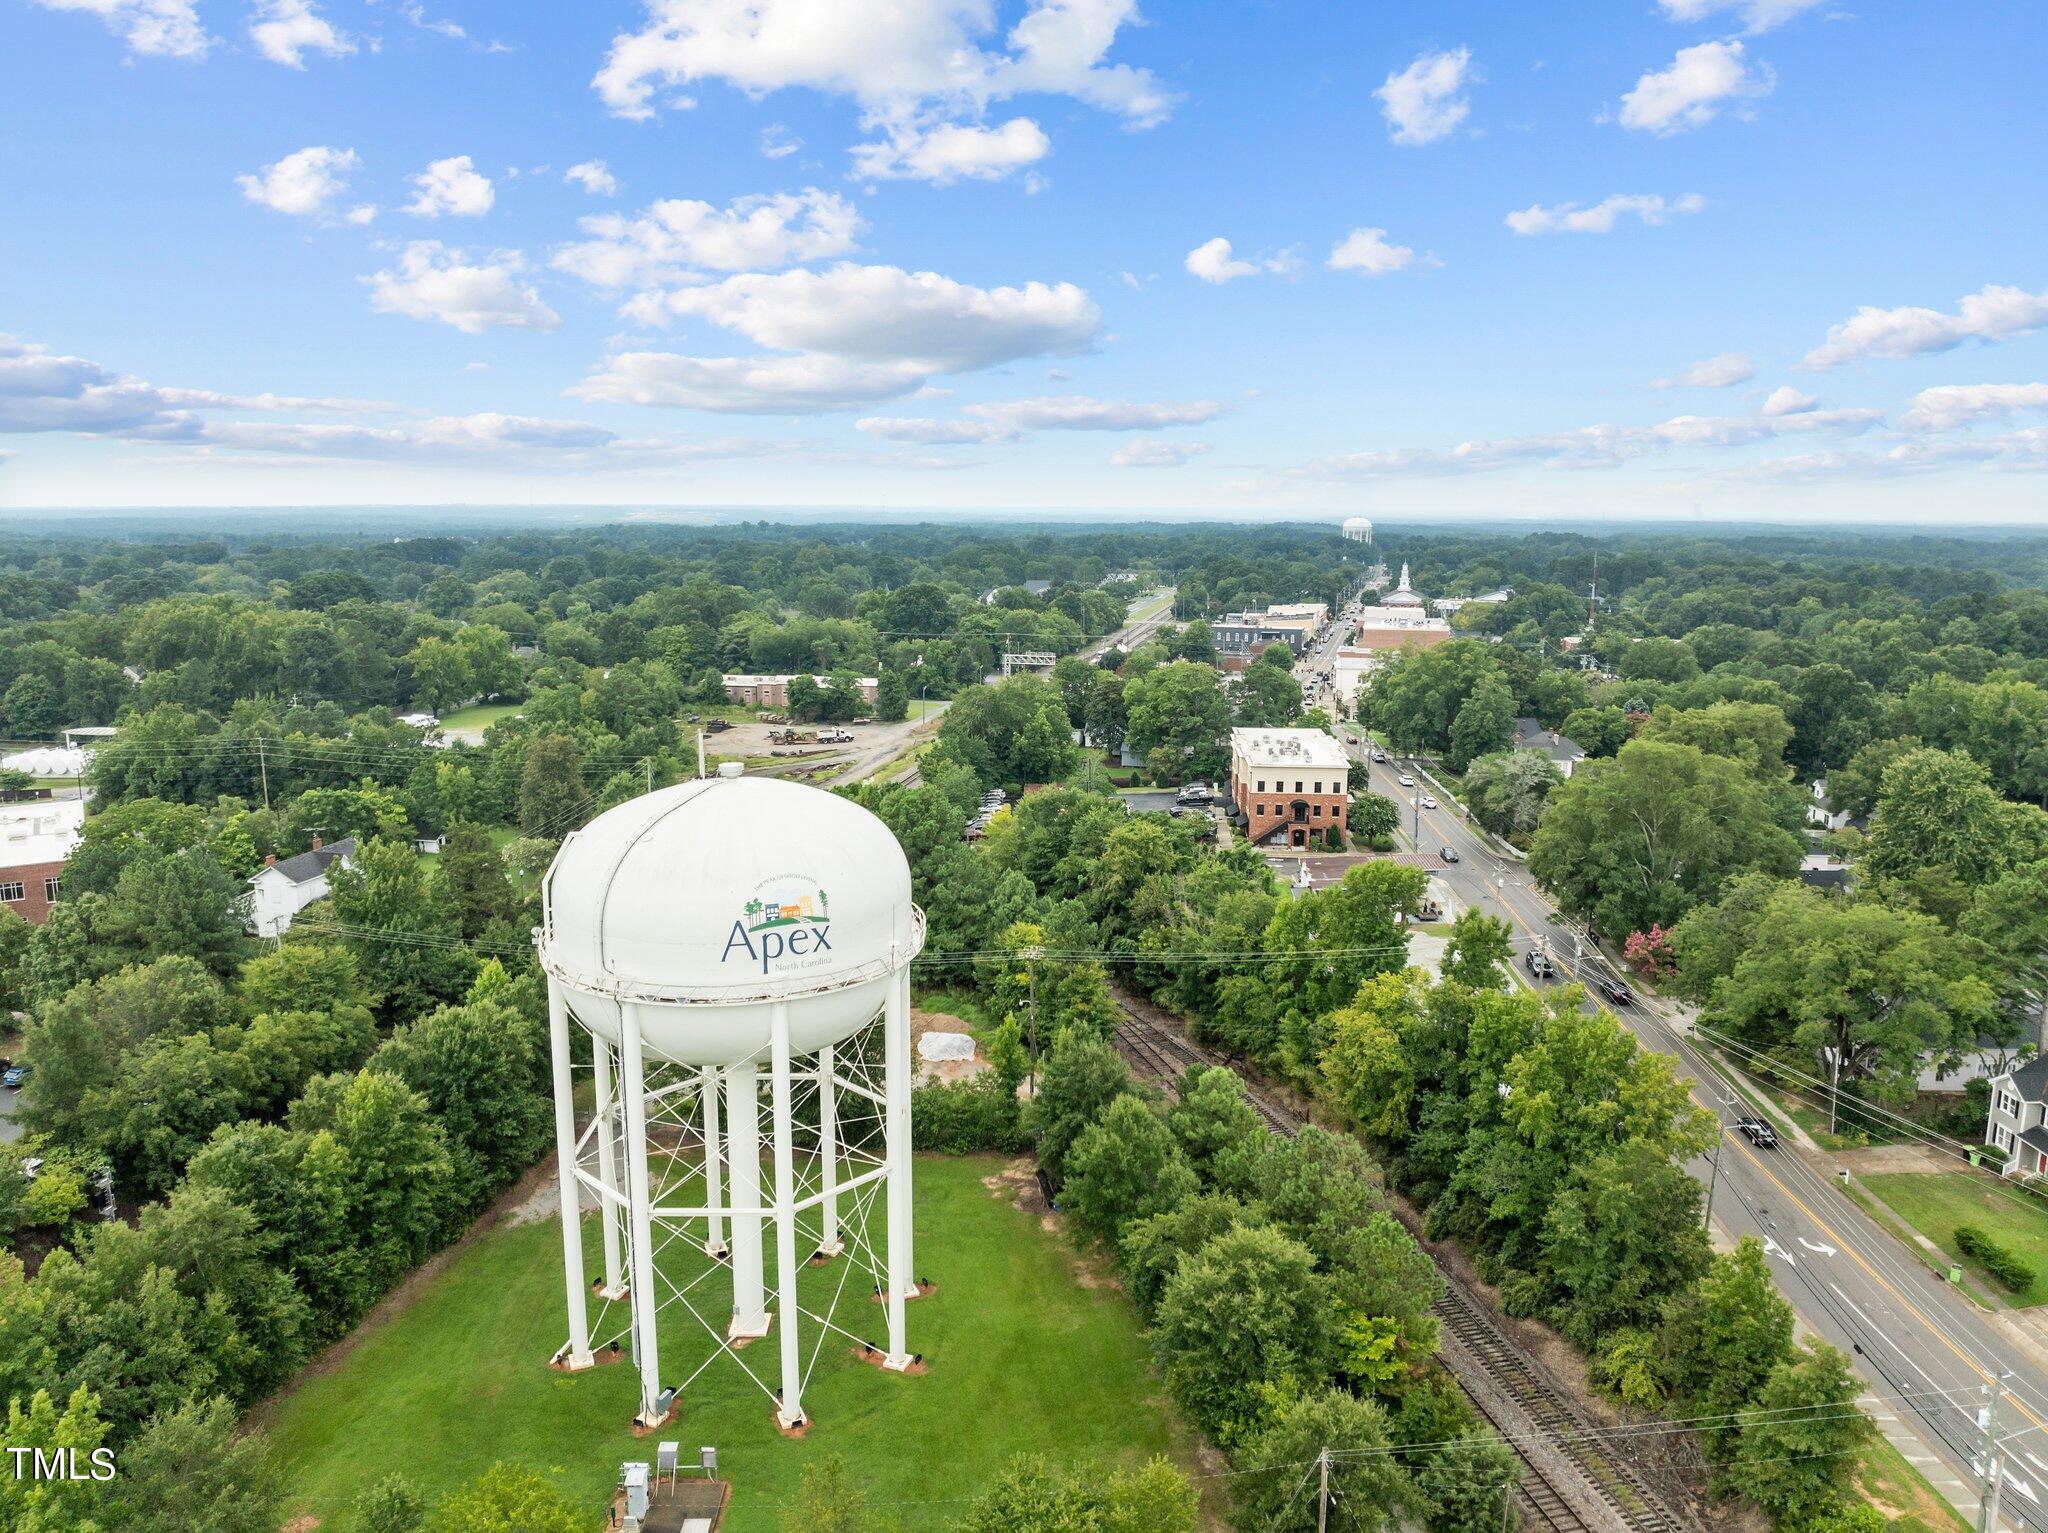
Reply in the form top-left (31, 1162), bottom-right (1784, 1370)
top-left (1326, 227), bottom-right (1415, 277)
top-left (579, 264), bottom-right (1099, 415)
top-left (855, 416), bottom-right (1014, 444)
top-left (31, 0), bottom-right (208, 58)
top-left (1506, 192), bottom-right (1704, 235)
top-left (1110, 437), bottom-right (1209, 468)
top-left (400, 2), bottom-right (464, 39)
top-left (1291, 402), bottom-right (1881, 479)
top-left (0, 334), bottom-right (185, 434)
top-left (852, 116), bottom-right (1050, 183)
top-left (1618, 41), bottom-right (1770, 135)
top-left (554, 189), bottom-right (863, 288)
top-left (366, 243), bottom-right (560, 333)
top-left (1805, 285), bottom-right (2048, 368)
top-left (1184, 237), bottom-right (1295, 284)
top-left (1761, 384), bottom-right (1816, 416)
top-left (759, 124), bottom-right (802, 159)
top-left (571, 351), bottom-right (932, 413)
top-left (346, 204), bottom-right (377, 225)
top-left (564, 160), bottom-right (620, 196)
top-left (1374, 47), bottom-right (1472, 146)
top-left (592, 0), bottom-right (1175, 145)
top-left (406, 155), bottom-right (496, 217)
top-left (236, 146), bottom-right (360, 217)
top-left (248, 0), bottom-right (354, 68)
top-left (1657, 0), bottom-right (1822, 33)
top-left (1652, 352), bottom-right (1754, 388)
top-left (1900, 383), bottom-right (2048, 432)
top-left (969, 396), bottom-right (1223, 431)
top-left (632, 263), bottom-right (1099, 372)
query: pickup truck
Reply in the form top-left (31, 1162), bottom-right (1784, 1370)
top-left (816, 727), bottom-right (854, 744)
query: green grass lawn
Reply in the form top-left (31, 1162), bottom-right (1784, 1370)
top-left (1856, 1428), bottom-right (1969, 1533)
top-left (1857, 1171), bottom-right (2048, 1307)
top-left (262, 1155), bottom-right (1192, 1532)
top-left (438, 702), bottom-right (523, 734)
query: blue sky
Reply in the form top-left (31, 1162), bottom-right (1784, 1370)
top-left (3, 0), bottom-right (2046, 520)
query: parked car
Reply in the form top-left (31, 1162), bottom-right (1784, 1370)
top-left (1523, 949), bottom-right (1555, 980)
top-left (1597, 976), bottom-right (1635, 1006)
top-left (961, 824), bottom-right (986, 842)
top-left (1175, 783), bottom-right (1213, 805)
top-left (1440, 846), bottom-right (1459, 863)
top-left (1737, 1117), bottom-right (1778, 1149)
top-left (3, 1064), bottom-right (28, 1089)
top-left (704, 718), bottom-right (732, 733)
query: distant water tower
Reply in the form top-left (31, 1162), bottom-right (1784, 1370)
top-left (536, 769), bottom-right (927, 1430)
top-left (1342, 516), bottom-right (1374, 544)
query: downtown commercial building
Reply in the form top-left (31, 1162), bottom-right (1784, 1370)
top-left (1227, 727), bottom-right (1351, 849)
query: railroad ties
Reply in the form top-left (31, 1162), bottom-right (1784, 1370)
top-left (1110, 1000), bottom-right (1691, 1533)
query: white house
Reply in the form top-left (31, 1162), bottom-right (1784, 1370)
top-left (1984, 1055), bottom-right (2048, 1177)
top-left (1807, 778), bottom-right (1853, 832)
top-left (244, 835), bottom-right (356, 938)
top-left (1511, 718), bottom-right (1587, 778)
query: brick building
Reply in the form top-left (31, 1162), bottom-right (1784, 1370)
top-left (721, 674), bottom-right (880, 710)
top-left (0, 799), bottom-right (85, 924)
top-left (1228, 727), bottom-right (1351, 850)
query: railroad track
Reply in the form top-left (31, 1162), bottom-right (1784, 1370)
top-left (1111, 999), bottom-right (1690, 1533)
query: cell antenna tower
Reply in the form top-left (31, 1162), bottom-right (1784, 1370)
top-left (535, 765), bottom-right (928, 1431)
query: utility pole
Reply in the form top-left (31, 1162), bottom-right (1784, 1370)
top-left (1979, 1371), bottom-right (2010, 1533)
top-left (256, 737), bottom-right (270, 810)
top-left (1022, 945), bottom-right (1043, 1095)
top-left (1828, 1044), bottom-right (1843, 1135)
top-left (1317, 1446), bottom-right (1330, 1533)
top-left (1702, 1089), bottom-right (1736, 1232)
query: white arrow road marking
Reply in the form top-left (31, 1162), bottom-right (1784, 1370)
top-left (2026, 1452), bottom-right (2048, 1476)
top-left (1764, 1237), bottom-right (1797, 1265)
top-left (2007, 1470), bottom-right (2038, 1504)
top-left (1798, 1237), bottom-right (1838, 1257)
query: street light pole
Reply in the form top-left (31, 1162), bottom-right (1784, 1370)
top-left (1702, 1089), bottom-right (1736, 1232)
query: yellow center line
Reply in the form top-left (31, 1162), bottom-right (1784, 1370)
top-left (1391, 772), bottom-right (2035, 1423)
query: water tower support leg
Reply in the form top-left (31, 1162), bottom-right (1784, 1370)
top-left (547, 979), bottom-right (594, 1370)
top-left (884, 964), bottom-right (917, 1370)
top-left (769, 1005), bottom-right (806, 1427)
top-left (620, 1009), bottom-right (665, 1423)
top-left (593, 1036), bottom-right (627, 1300)
top-left (701, 1067), bottom-right (728, 1260)
top-left (727, 1062), bottom-right (771, 1338)
top-left (817, 1043), bottom-right (842, 1257)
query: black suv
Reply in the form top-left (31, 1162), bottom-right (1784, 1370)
top-left (1737, 1117), bottom-right (1778, 1149)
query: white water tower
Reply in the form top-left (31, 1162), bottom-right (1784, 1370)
top-left (536, 769), bottom-right (927, 1430)
top-left (1342, 516), bottom-right (1374, 544)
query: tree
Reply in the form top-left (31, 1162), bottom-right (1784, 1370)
top-left (937, 678), bottom-right (1079, 787)
top-left (1062, 1095), bottom-right (1200, 1246)
top-left (1540, 1142), bottom-right (1712, 1346)
top-left (1086, 672), bottom-right (1128, 759)
top-left (1661, 1236), bottom-right (1795, 1457)
top-left (1028, 1031), bottom-right (1134, 1187)
top-left (1864, 746), bottom-right (2046, 893)
top-left (1638, 700), bottom-right (1795, 785)
top-left (1411, 1435), bottom-right (1521, 1533)
top-left (1562, 704), bottom-right (1632, 759)
top-left (1528, 740), bottom-right (1802, 940)
top-left (354, 1476), bottom-right (428, 1533)
top-left (426, 1464), bottom-right (584, 1533)
top-left (778, 1455), bottom-right (874, 1533)
top-left (1446, 672), bottom-right (1516, 772)
top-left (1461, 749), bottom-right (1563, 843)
top-left (1679, 881), bottom-right (1994, 1105)
top-left (1367, 640), bottom-right (1508, 754)
top-left (327, 836), bottom-right (479, 1020)
top-left (433, 821), bottom-right (517, 940)
top-left (955, 1455), bottom-right (1196, 1533)
top-left (2, 672), bottom-right (64, 737)
top-left (1229, 1389), bottom-right (1406, 1533)
top-left (1154, 1222), bottom-right (1336, 1441)
top-left (1165, 1066), bottom-right (1266, 1186)
top-left (1263, 861), bottom-right (1426, 1026)
top-left (0, 1387), bottom-right (109, 1532)
top-left (1725, 1341), bottom-right (1870, 1526)
top-left (1234, 654), bottom-right (1303, 729)
top-left (875, 669), bottom-right (910, 723)
top-left (405, 635), bottom-right (473, 713)
top-left (97, 847), bottom-right (253, 977)
top-left (1347, 791), bottom-right (1399, 846)
top-left (1440, 910), bottom-right (1513, 989)
top-left (101, 1397), bottom-right (283, 1533)
top-left (1124, 661), bottom-right (1231, 780)
top-left (516, 733), bottom-right (590, 837)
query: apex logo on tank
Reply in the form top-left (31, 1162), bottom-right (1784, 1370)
top-left (721, 882), bottom-right (834, 974)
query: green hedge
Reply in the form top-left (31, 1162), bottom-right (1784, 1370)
top-left (912, 1074), bottom-right (1027, 1154)
top-left (1955, 1224), bottom-right (2035, 1289)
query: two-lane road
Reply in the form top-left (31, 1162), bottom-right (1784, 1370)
top-left (1352, 743), bottom-right (2048, 1531)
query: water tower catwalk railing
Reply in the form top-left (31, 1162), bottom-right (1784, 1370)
top-left (541, 911), bottom-right (926, 1432)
